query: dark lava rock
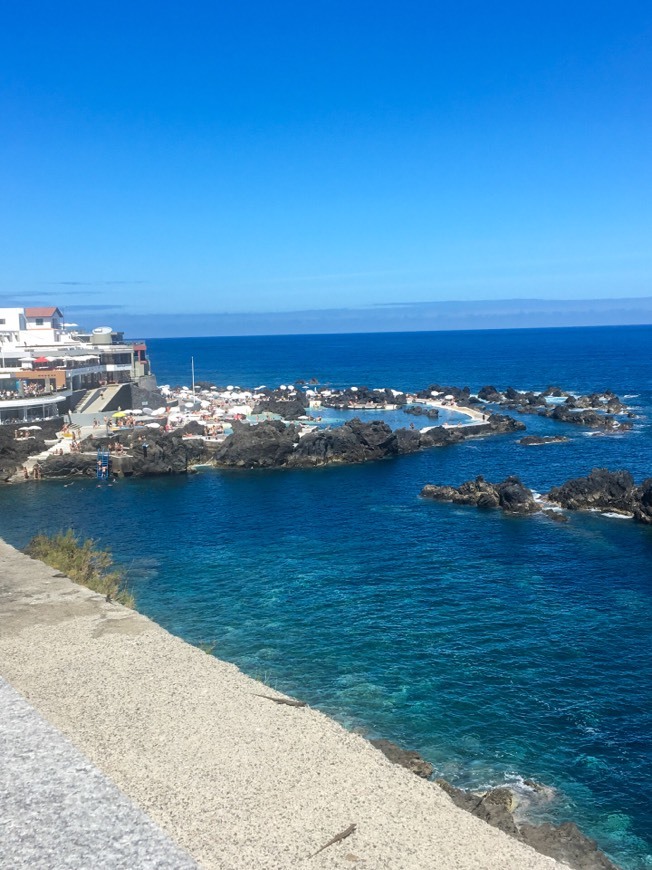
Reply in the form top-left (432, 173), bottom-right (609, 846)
top-left (421, 475), bottom-right (540, 515)
top-left (543, 509), bottom-right (570, 523)
top-left (518, 435), bottom-right (569, 446)
top-left (40, 454), bottom-right (96, 479)
top-left (436, 780), bottom-right (521, 838)
top-left (635, 478), bottom-right (652, 525)
top-left (476, 384), bottom-right (631, 432)
top-left (214, 420), bottom-right (299, 468)
top-left (79, 429), bottom-right (211, 477)
top-left (547, 468), bottom-right (652, 525)
top-left (179, 419), bottom-right (206, 436)
top-left (473, 413), bottom-right (526, 435)
top-left (519, 822), bottom-right (618, 870)
top-left (251, 397), bottom-right (308, 420)
top-left (128, 431), bottom-right (209, 476)
top-left (547, 469), bottom-right (637, 514)
top-left (213, 412), bottom-right (522, 471)
top-left (392, 427), bottom-right (426, 453)
top-left (422, 468), bottom-right (651, 528)
top-left (403, 405), bottom-right (439, 419)
top-left (544, 405), bottom-right (625, 429)
top-left (0, 419), bottom-right (62, 481)
top-left (416, 384), bottom-right (471, 403)
top-left (478, 385), bottom-right (504, 402)
top-left (417, 427), bottom-right (465, 448)
top-left (541, 385), bottom-right (568, 398)
top-left (287, 418), bottom-right (397, 467)
top-left (370, 739), bottom-right (434, 779)
top-left (437, 780), bottom-right (618, 870)
top-left (321, 386), bottom-right (405, 409)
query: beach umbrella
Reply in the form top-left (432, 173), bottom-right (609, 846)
top-left (131, 409), bottom-right (143, 415)
top-left (444, 394), bottom-right (455, 401)
top-left (185, 402), bottom-right (195, 409)
top-left (146, 422), bottom-right (161, 429)
top-left (112, 411), bottom-right (127, 417)
top-left (153, 407), bottom-right (166, 415)
top-left (142, 406), bottom-right (153, 414)
top-left (18, 426), bottom-right (31, 431)
top-left (27, 425), bottom-right (42, 430)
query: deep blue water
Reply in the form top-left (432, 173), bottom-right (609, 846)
top-left (1, 326), bottom-right (651, 868)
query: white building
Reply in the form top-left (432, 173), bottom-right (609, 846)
top-left (0, 307), bottom-right (26, 345)
top-left (22, 306), bottom-right (65, 344)
top-left (0, 305), bottom-right (153, 422)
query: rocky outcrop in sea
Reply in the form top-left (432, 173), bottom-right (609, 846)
top-left (250, 396), bottom-right (308, 420)
top-left (403, 405), bottom-right (440, 419)
top-left (370, 737), bottom-right (618, 870)
top-left (319, 386), bottom-right (407, 408)
top-left (29, 414), bottom-right (523, 480)
top-left (39, 430), bottom-right (212, 479)
top-left (437, 780), bottom-right (618, 870)
top-left (421, 476), bottom-right (541, 514)
top-left (212, 414), bottom-right (524, 470)
top-left (518, 435), bottom-right (569, 446)
top-left (547, 468), bottom-right (652, 524)
top-left (477, 385), bottom-right (633, 429)
top-left (421, 469), bottom-right (652, 525)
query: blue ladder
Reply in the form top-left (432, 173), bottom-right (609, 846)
top-left (97, 449), bottom-right (110, 480)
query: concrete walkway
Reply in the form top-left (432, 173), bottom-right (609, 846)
top-left (0, 677), bottom-right (197, 869)
top-left (0, 539), bottom-right (563, 870)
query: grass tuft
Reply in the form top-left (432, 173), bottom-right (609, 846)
top-left (25, 530), bottom-right (135, 608)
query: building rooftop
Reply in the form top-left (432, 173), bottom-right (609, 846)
top-left (24, 307), bottom-right (62, 317)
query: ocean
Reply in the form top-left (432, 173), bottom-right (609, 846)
top-left (0, 325), bottom-right (650, 868)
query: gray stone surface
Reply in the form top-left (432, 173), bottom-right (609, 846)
top-left (0, 677), bottom-right (197, 870)
top-left (0, 538), bottom-right (563, 869)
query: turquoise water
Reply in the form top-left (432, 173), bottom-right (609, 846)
top-left (0, 326), bottom-right (650, 868)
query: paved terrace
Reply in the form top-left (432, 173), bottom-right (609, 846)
top-left (0, 539), bottom-right (564, 869)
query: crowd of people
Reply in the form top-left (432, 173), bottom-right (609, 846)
top-left (0, 382), bottom-right (55, 400)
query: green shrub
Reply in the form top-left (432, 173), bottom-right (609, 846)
top-left (25, 530), bottom-right (135, 608)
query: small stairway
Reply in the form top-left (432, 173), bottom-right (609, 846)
top-left (75, 387), bottom-right (104, 413)
top-left (80, 384), bottom-right (125, 415)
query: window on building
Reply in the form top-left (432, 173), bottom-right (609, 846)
top-left (0, 319), bottom-right (5, 324)
top-left (35, 318), bottom-right (44, 325)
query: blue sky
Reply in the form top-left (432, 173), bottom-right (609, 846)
top-left (1, 2), bottom-right (651, 334)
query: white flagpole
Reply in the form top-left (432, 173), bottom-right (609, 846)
top-left (191, 356), bottom-right (195, 394)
